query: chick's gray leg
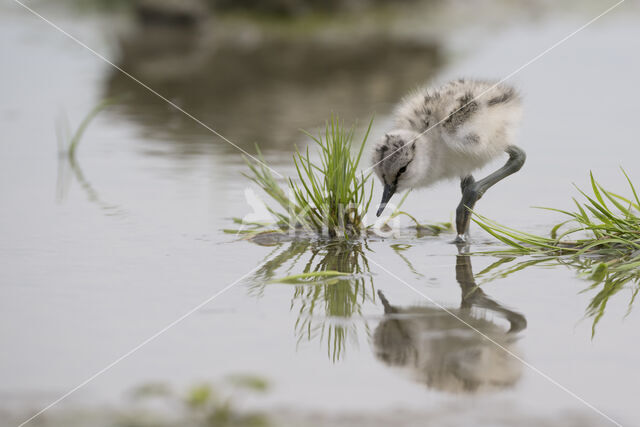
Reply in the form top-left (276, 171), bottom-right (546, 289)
top-left (454, 180), bottom-right (477, 244)
top-left (453, 146), bottom-right (526, 243)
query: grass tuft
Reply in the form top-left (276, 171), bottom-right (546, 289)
top-left (473, 170), bottom-right (640, 264)
top-left (473, 170), bottom-right (640, 336)
top-left (243, 114), bottom-right (374, 238)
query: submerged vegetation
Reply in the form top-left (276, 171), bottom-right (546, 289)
top-left (474, 170), bottom-right (640, 335)
top-left (121, 376), bottom-right (270, 427)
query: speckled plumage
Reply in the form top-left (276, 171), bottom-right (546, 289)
top-left (372, 79), bottom-right (523, 191)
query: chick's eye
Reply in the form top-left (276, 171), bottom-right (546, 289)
top-left (398, 166), bottom-right (407, 174)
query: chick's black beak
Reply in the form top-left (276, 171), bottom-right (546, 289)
top-left (376, 184), bottom-right (396, 217)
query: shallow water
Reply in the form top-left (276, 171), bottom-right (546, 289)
top-left (1, 2), bottom-right (640, 426)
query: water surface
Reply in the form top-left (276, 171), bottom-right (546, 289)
top-left (1, 2), bottom-right (639, 426)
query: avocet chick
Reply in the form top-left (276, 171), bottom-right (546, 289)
top-left (372, 79), bottom-right (526, 243)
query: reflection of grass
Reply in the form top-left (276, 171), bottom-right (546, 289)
top-left (56, 99), bottom-right (123, 214)
top-left (473, 171), bottom-right (640, 336)
top-left (476, 255), bottom-right (639, 337)
top-left (239, 185), bottom-right (451, 358)
top-left (390, 243), bottom-right (424, 278)
top-left (57, 99), bottom-right (115, 162)
top-left (250, 240), bottom-right (374, 362)
top-left (242, 115), bottom-right (374, 238)
top-left (268, 270), bottom-right (351, 284)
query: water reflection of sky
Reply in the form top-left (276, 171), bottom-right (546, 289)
top-left (0, 2), bottom-right (639, 426)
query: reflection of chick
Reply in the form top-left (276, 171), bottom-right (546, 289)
top-left (373, 256), bottom-right (526, 393)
